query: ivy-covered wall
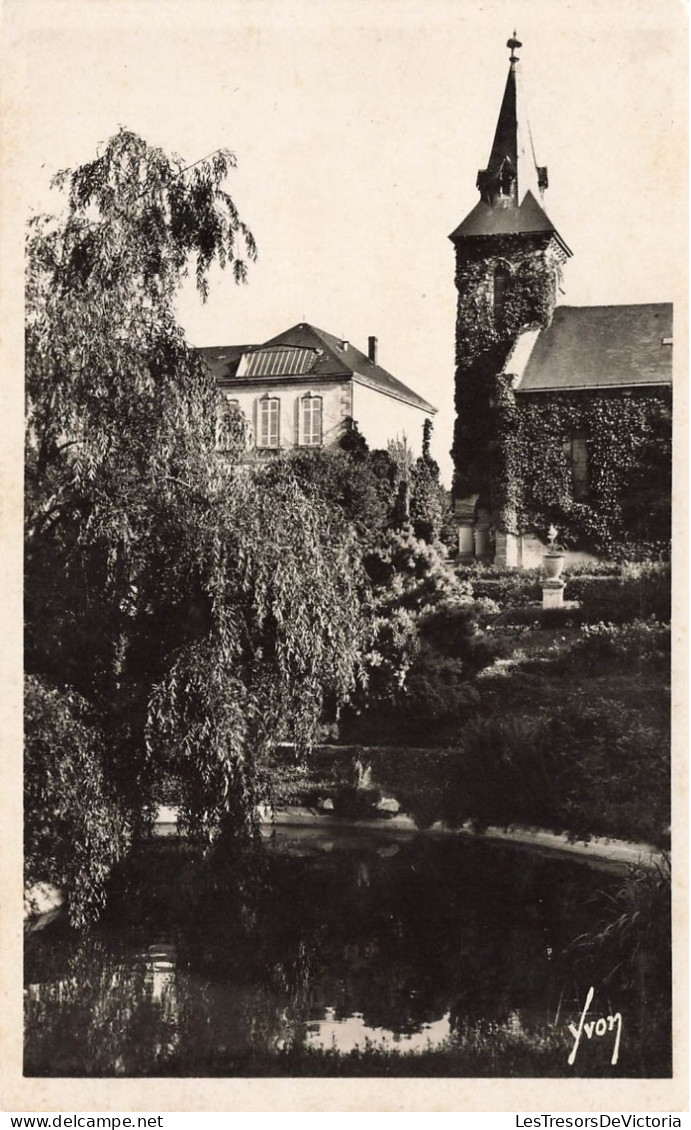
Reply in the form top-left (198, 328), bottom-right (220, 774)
top-left (451, 233), bottom-right (562, 508)
top-left (451, 231), bottom-right (671, 559)
top-left (514, 388), bottom-right (672, 558)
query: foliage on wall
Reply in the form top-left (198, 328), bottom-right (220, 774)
top-left (515, 391), bottom-right (672, 556)
top-left (451, 236), bottom-right (559, 505)
top-left (451, 233), bottom-right (671, 555)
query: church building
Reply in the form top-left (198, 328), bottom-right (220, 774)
top-left (450, 36), bottom-right (672, 566)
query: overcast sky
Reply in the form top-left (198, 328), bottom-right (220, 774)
top-left (9, 0), bottom-right (687, 482)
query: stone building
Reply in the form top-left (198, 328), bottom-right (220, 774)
top-left (201, 321), bottom-right (436, 460)
top-left (450, 36), bottom-right (672, 566)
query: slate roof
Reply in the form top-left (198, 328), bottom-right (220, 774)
top-left (449, 191), bottom-right (566, 243)
top-left (200, 323), bottom-right (436, 413)
top-left (508, 304), bottom-right (673, 392)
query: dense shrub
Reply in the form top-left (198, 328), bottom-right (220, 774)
top-left (417, 603), bottom-right (500, 666)
top-left (575, 619), bottom-right (670, 666)
top-left (436, 701), bottom-right (670, 846)
top-left (363, 527), bottom-right (472, 613)
top-left (441, 716), bottom-right (563, 832)
top-left (492, 605), bottom-right (583, 628)
top-left (24, 677), bottom-right (130, 926)
top-left (398, 652), bottom-right (482, 737)
top-left (275, 445), bottom-right (397, 543)
top-left (567, 562), bottom-right (670, 623)
top-left (455, 564), bottom-right (542, 608)
top-left (563, 561), bottom-right (622, 578)
top-left (345, 589), bottom-right (499, 743)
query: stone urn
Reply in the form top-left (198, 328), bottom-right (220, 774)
top-left (543, 551), bottom-right (565, 579)
top-left (543, 525), bottom-right (565, 579)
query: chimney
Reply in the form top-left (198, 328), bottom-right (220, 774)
top-left (368, 336), bottom-right (378, 364)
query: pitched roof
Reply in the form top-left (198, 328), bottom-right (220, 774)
top-left (507, 304), bottom-right (673, 392)
top-left (199, 323), bottom-right (436, 413)
top-left (449, 190), bottom-right (564, 242)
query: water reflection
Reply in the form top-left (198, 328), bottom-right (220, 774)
top-left (24, 830), bottom-right (670, 1076)
top-left (303, 1007), bottom-right (453, 1053)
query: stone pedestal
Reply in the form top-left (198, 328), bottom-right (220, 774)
top-left (541, 579), bottom-right (565, 608)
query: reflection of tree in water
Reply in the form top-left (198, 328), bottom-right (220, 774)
top-left (24, 837), bottom-right (670, 1075)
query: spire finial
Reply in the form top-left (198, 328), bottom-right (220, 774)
top-left (507, 32), bottom-right (522, 63)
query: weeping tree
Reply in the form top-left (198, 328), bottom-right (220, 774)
top-left (25, 129), bottom-right (365, 919)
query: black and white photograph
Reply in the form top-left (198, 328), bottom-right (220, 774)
top-left (4, 0), bottom-right (687, 1113)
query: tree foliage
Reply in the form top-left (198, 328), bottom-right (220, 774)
top-left (24, 677), bottom-right (130, 927)
top-left (25, 130), bottom-right (365, 915)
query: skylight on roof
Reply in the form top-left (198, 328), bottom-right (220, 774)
top-left (236, 347), bottom-right (318, 378)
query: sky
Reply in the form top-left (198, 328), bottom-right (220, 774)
top-left (6, 0), bottom-right (687, 482)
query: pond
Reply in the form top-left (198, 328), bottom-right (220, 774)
top-left (24, 826), bottom-right (671, 1077)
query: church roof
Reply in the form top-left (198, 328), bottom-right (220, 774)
top-left (449, 190), bottom-right (562, 242)
top-left (200, 322), bottom-right (436, 414)
top-left (507, 304), bottom-right (673, 392)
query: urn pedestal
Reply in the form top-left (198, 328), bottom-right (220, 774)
top-left (541, 578), bottom-right (565, 608)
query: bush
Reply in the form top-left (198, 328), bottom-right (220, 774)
top-left (455, 565), bottom-right (543, 608)
top-left (346, 596), bottom-right (500, 744)
top-left (24, 677), bottom-right (130, 926)
top-left (567, 563), bottom-right (670, 623)
top-left (442, 716), bottom-right (563, 832)
top-left (430, 698), bottom-right (670, 847)
top-left (417, 603), bottom-right (499, 665)
top-left (563, 561), bottom-right (622, 578)
top-left (494, 605), bottom-right (583, 628)
top-left (575, 619), bottom-right (670, 666)
top-left (401, 651), bottom-right (481, 733)
top-left (364, 527), bottom-right (472, 613)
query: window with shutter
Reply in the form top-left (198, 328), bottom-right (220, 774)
top-left (257, 397), bottom-right (280, 448)
top-left (300, 395), bottom-right (323, 446)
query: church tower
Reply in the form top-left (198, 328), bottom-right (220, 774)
top-left (450, 35), bottom-right (571, 564)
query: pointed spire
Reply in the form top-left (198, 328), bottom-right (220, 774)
top-left (477, 33), bottom-right (548, 207)
top-left (450, 34), bottom-right (571, 252)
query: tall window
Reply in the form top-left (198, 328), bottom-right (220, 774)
top-left (300, 394), bottom-right (323, 447)
top-left (493, 265), bottom-right (510, 325)
top-left (563, 433), bottom-right (589, 500)
top-left (257, 397), bottom-right (280, 448)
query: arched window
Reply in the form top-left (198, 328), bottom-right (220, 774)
top-left (493, 265), bottom-right (510, 324)
top-left (300, 394), bottom-right (323, 447)
top-left (563, 433), bottom-right (589, 500)
top-left (257, 396), bottom-right (280, 448)
top-left (215, 398), bottom-right (247, 451)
